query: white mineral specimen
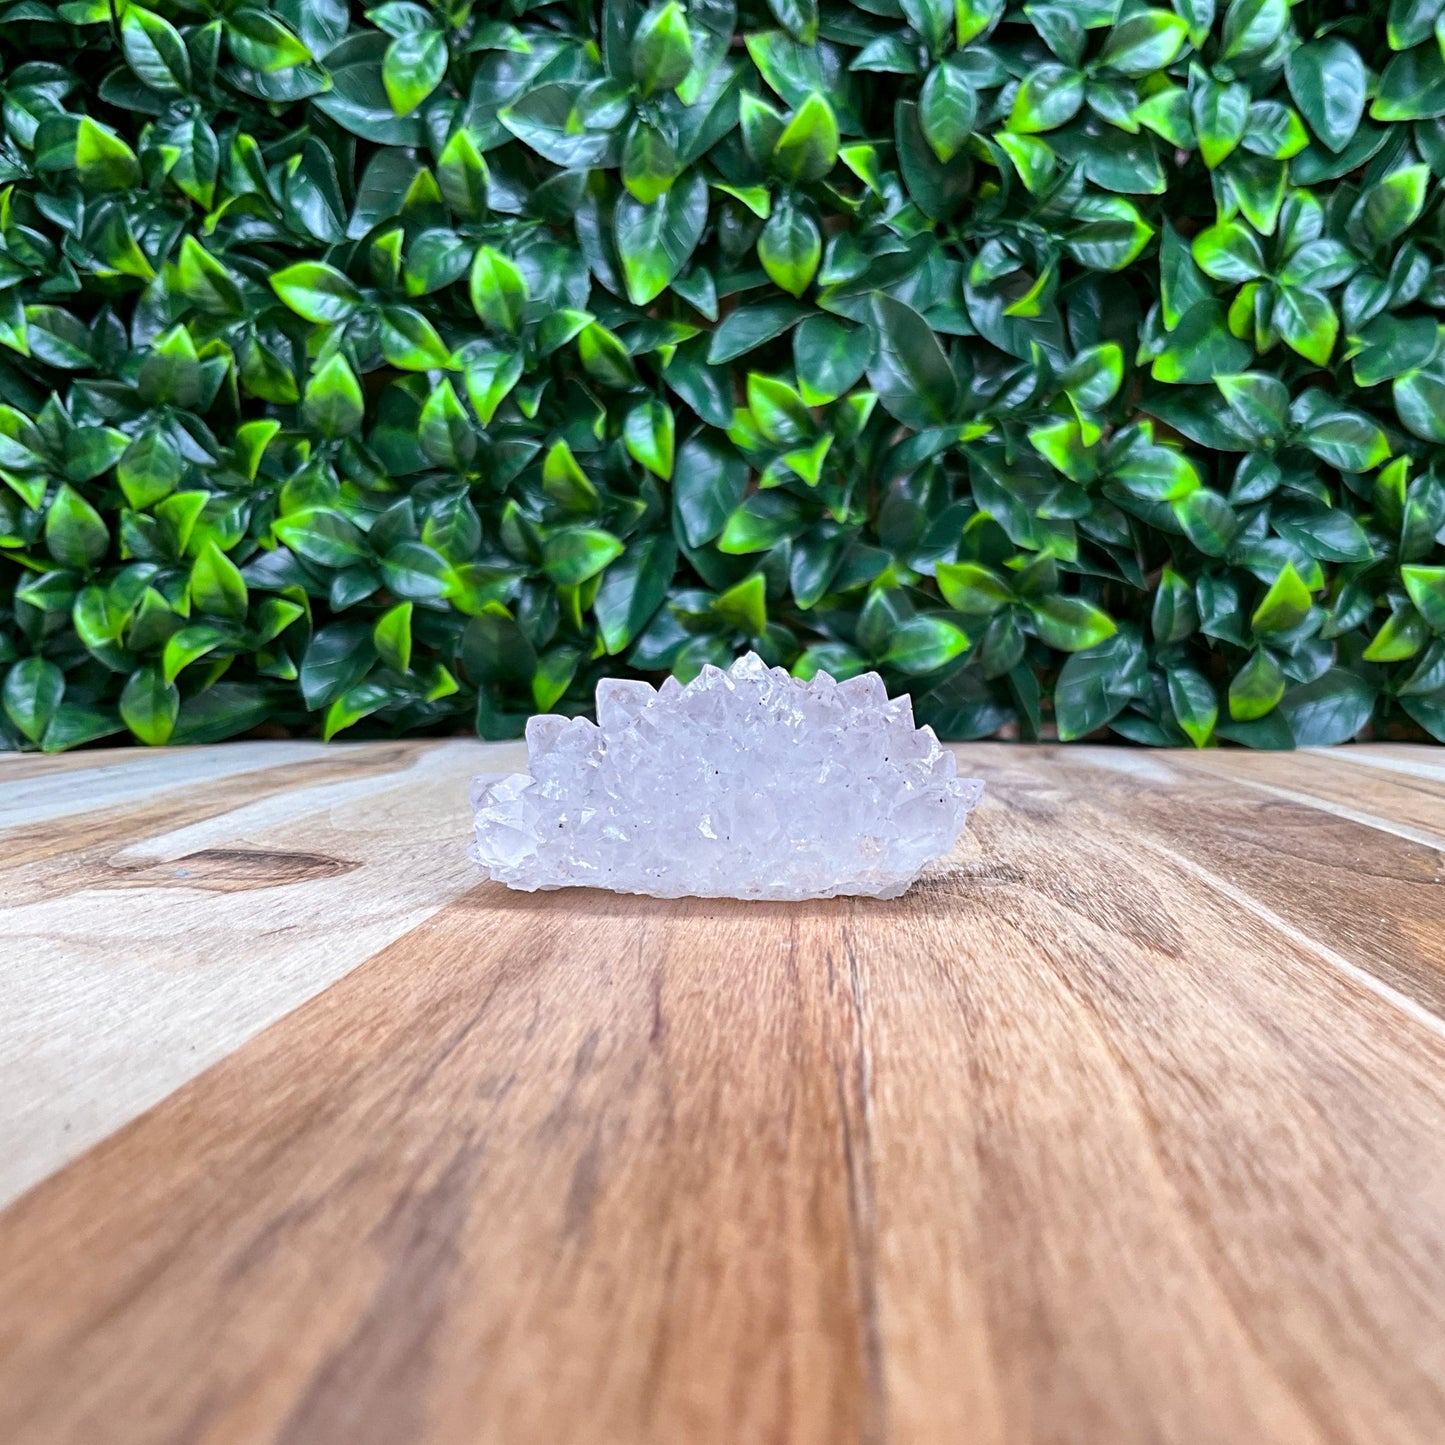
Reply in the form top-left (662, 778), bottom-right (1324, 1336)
top-left (469, 653), bottom-right (984, 900)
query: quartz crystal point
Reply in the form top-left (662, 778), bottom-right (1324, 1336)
top-left (470, 654), bottom-right (984, 901)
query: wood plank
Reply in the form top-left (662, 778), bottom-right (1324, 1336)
top-left (1171, 748), bottom-right (1445, 851)
top-left (1, 744), bottom-right (1442, 1445)
top-left (1035, 748), bottom-right (1445, 1022)
top-left (0, 739), bottom-right (522, 1207)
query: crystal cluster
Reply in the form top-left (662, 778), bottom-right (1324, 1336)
top-left (470, 655), bottom-right (983, 901)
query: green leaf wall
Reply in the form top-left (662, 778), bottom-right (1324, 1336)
top-left (1, 0), bottom-right (1444, 750)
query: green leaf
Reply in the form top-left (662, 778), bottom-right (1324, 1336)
top-left (373, 601), bottom-right (413, 672)
top-left (616, 170), bottom-right (708, 306)
top-left (3, 657), bottom-right (65, 743)
top-left (1151, 301), bottom-right (1252, 383)
top-left (1357, 164), bottom-right (1430, 248)
top-left (1029, 596), bottom-right (1117, 651)
top-left (673, 435), bottom-right (748, 546)
top-left (470, 247), bottom-right (530, 337)
top-left (45, 485), bottom-right (109, 568)
top-left (1363, 607), bottom-right (1429, 662)
top-left (191, 540), bottom-right (249, 621)
top-left (1272, 287), bottom-right (1337, 366)
top-left (595, 531), bottom-right (677, 652)
top-left (747, 372), bottom-right (812, 446)
top-left (713, 573), bottom-right (768, 635)
top-left (1167, 666), bottom-right (1218, 747)
top-left (119, 665), bottom-right (179, 746)
top-left (621, 119), bottom-right (679, 205)
top-left (936, 563), bottom-right (1012, 614)
top-left (270, 262), bottom-right (363, 323)
top-left (383, 29), bottom-right (446, 116)
top-left (226, 9), bottom-right (311, 71)
top-left (1220, 0), bottom-right (1288, 60)
top-left (1053, 631), bottom-right (1147, 739)
top-left (901, 0), bottom-right (955, 54)
top-left (1152, 567), bottom-right (1199, 644)
top-left (1292, 395), bottom-right (1390, 470)
top-left (757, 194), bottom-right (821, 298)
top-left (1062, 342), bottom-right (1124, 410)
top-left (40, 703), bottom-right (123, 753)
top-left (542, 527), bottom-right (625, 585)
top-left (1098, 11), bottom-right (1189, 76)
top-left (718, 491), bottom-right (806, 553)
top-left (773, 93), bottom-right (840, 182)
top-left (1192, 221), bottom-right (1266, 282)
top-left (463, 344), bottom-right (524, 424)
top-left (76, 118), bottom-right (140, 191)
top-left (380, 306), bottom-right (454, 370)
top-left (1174, 488), bottom-right (1240, 555)
top-left (323, 682), bottom-right (392, 740)
top-left (868, 294), bottom-right (959, 428)
top-left (1372, 44), bottom-right (1445, 123)
top-left (883, 615), bottom-right (970, 674)
top-left (1274, 506), bottom-right (1373, 564)
top-left (1159, 223), bottom-right (1212, 328)
top-left (919, 58), bottom-right (978, 164)
top-left (300, 623), bottom-right (376, 709)
top-left (541, 440), bottom-right (600, 513)
top-left (1216, 372), bottom-right (1288, 440)
top-left (1402, 566), bottom-right (1445, 631)
top-left (631, 1), bottom-right (694, 96)
top-left (1251, 563), bottom-right (1314, 635)
top-left (436, 129), bottom-right (489, 218)
top-left (578, 322), bottom-right (639, 389)
top-left (708, 301), bottom-right (808, 365)
top-left (1229, 648), bottom-right (1286, 720)
top-left (794, 315), bottom-right (874, 405)
top-left (767, 0), bottom-right (819, 44)
top-left (419, 379), bottom-right (477, 469)
top-left (1286, 39), bottom-right (1366, 154)
top-left (531, 648), bottom-right (580, 711)
top-left (381, 541), bottom-right (451, 600)
top-left (1387, 0), bottom-right (1445, 49)
top-left (1192, 78), bottom-right (1250, 169)
top-left (1393, 354), bottom-right (1445, 442)
top-left (163, 624), bottom-right (229, 685)
top-left (122, 8), bottom-right (192, 95)
top-left (1352, 315), bottom-right (1439, 388)
top-left (302, 355), bottom-right (365, 438)
top-left (1279, 670), bottom-right (1374, 746)
top-left (1010, 64), bottom-right (1085, 134)
top-left (274, 508), bottom-right (370, 567)
top-left (117, 432), bottom-right (183, 509)
top-left (623, 399), bottom-right (675, 479)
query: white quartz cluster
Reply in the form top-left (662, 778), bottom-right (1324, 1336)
top-left (469, 653), bottom-right (984, 900)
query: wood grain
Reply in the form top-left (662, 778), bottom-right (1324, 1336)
top-left (0, 739), bottom-right (522, 1204)
top-left (1, 742), bottom-right (1443, 1445)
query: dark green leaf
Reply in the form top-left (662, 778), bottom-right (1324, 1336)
top-left (868, 294), bottom-right (958, 428)
top-left (616, 170), bottom-right (708, 306)
top-left (3, 657), bottom-right (65, 743)
top-left (1279, 670), bottom-right (1374, 745)
top-left (673, 436), bottom-right (748, 546)
top-left (1286, 40), bottom-right (1366, 154)
top-left (595, 531), bottom-right (678, 652)
top-left (383, 29), bottom-right (446, 116)
top-left (1053, 630), bottom-right (1147, 739)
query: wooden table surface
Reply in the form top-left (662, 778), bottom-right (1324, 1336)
top-left (2, 740), bottom-right (1443, 1445)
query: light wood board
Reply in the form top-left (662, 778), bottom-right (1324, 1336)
top-left (1, 740), bottom-right (1443, 1445)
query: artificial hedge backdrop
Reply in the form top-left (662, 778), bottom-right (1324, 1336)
top-left (2, 0), bottom-right (1445, 750)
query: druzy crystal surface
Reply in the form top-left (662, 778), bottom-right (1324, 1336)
top-left (469, 654), bottom-right (983, 901)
